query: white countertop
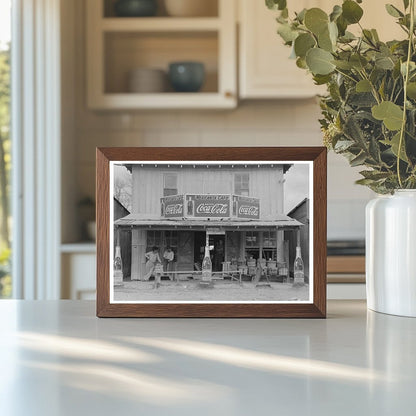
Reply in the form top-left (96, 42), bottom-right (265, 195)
top-left (0, 300), bottom-right (415, 415)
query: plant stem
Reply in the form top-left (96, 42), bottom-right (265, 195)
top-left (397, 0), bottom-right (415, 188)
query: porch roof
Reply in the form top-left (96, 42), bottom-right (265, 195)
top-left (114, 214), bottom-right (302, 229)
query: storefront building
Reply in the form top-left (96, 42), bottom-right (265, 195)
top-left (114, 164), bottom-right (303, 280)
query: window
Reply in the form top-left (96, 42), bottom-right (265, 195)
top-left (245, 231), bottom-right (259, 260)
top-left (263, 231), bottom-right (276, 247)
top-left (263, 231), bottom-right (277, 261)
top-left (245, 231), bottom-right (259, 247)
top-left (164, 230), bottom-right (178, 249)
top-left (234, 173), bottom-right (249, 196)
top-left (0, 1), bottom-right (11, 298)
top-left (163, 173), bottom-right (178, 196)
top-left (146, 231), bottom-right (163, 252)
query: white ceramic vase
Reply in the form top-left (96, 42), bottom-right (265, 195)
top-left (366, 190), bottom-right (416, 317)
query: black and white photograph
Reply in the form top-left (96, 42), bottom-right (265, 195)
top-left (110, 161), bottom-right (313, 303)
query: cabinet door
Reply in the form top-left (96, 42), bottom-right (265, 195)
top-left (239, 0), bottom-right (326, 99)
top-left (239, 0), bottom-right (404, 99)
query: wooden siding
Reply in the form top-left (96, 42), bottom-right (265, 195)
top-left (131, 165), bottom-right (285, 218)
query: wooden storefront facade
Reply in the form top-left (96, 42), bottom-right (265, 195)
top-left (114, 164), bottom-right (303, 280)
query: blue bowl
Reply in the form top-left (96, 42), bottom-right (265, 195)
top-left (168, 62), bottom-right (205, 93)
top-left (114, 0), bottom-right (157, 17)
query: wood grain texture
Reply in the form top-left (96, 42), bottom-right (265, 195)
top-left (327, 256), bottom-right (365, 274)
top-left (96, 147), bottom-right (327, 318)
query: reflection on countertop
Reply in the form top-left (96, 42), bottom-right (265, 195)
top-left (0, 300), bottom-right (415, 415)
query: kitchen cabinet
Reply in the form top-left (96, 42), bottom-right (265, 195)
top-left (238, 0), bottom-right (325, 99)
top-left (61, 244), bottom-right (96, 300)
top-left (238, 0), bottom-right (404, 99)
top-left (86, 0), bottom-right (237, 109)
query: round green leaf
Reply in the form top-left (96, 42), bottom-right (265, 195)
top-left (296, 57), bottom-right (308, 69)
top-left (306, 48), bottom-right (336, 75)
top-left (277, 23), bottom-right (298, 43)
top-left (342, 0), bottom-right (364, 24)
top-left (407, 82), bottom-right (416, 99)
top-left (266, 0), bottom-right (287, 11)
top-left (371, 101), bottom-right (404, 131)
top-left (330, 5), bottom-right (342, 22)
top-left (350, 54), bottom-right (368, 70)
top-left (333, 60), bottom-right (352, 70)
top-left (375, 56), bottom-right (395, 70)
top-left (304, 8), bottom-right (329, 35)
top-left (356, 79), bottom-right (372, 92)
top-left (294, 33), bottom-right (316, 58)
top-left (318, 28), bottom-right (333, 52)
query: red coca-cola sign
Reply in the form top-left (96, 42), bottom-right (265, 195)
top-left (161, 195), bottom-right (184, 218)
top-left (233, 196), bottom-right (260, 219)
top-left (187, 195), bottom-right (230, 218)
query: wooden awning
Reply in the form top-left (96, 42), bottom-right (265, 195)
top-left (114, 215), bottom-right (302, 230)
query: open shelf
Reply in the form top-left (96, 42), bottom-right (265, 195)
top-left (91, 92), bottom-right (234, 109)
top-left (103, 0), bottom-right (219, 18)
top-left (102, 17), bottom-right (221, 32)
top-left (87, 0), bottom-right (236, 109)
top-left (104, 31), bottom-right (218, 94)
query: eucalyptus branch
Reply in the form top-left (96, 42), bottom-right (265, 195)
top-left (334, 68), bottom-right (358, 84)
top-left (397, 0), bottom-right (415, 188)
top-left (359, 69), bottom-right (381, 104)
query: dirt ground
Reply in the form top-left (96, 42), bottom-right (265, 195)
top-left (113, 279), bottom-right (310, 302)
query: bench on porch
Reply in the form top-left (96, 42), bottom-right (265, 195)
top-left (158, 269), bottom-right (243, 283)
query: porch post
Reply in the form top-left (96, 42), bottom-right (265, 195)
top-left (131, 228), bottom-right (140, 280)
top-left (276, 229), bottom-right (285, 263)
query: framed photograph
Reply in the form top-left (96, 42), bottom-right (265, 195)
top-left (96, 147), bottom-right (327, 318)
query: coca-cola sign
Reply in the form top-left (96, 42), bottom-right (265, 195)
top-left (187, 194), bottom-right (230, 218)
top-left (233, 196), bottom-right (260, 219)
top-left (161, 195), bottom-right (184, 218)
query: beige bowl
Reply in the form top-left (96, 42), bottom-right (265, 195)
top-left (128, 68), bottom-right (167, 93)
top-left (164, 0), bottom-right (218, 17)
top-left (86, 221), bottom-right (96, 241)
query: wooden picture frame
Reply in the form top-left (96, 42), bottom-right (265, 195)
top-left (96, 147), bottom-right (327, 318)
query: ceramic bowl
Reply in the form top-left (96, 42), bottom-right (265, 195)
top-left (114, 0), bottom-right (158, 17)
top-left (168, 62), bottom-right (205, 92)
top-left (164, 0), bottom-right (217, 17)
top-left (86, 221), bottom-right (96, 241)
top-left (128, 68), bottom-right (167, 93)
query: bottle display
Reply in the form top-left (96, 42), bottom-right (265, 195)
top-left (114, 246), bottom-right (123, 286)
top-left (201, 245), bottom-right (212, 281)
top-left (293, 246), bottom-right (305, 285)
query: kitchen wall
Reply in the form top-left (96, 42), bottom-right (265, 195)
top-left (61, 0), bottom-right (374, 243)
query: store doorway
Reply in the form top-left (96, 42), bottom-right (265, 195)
top-left (193, 232), bottom-right (225, 272)
top-left (210, 235), bottom-right (225, 272)
top-left (194, 231), bottom-right (206, 270)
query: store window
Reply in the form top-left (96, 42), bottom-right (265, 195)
top-left (163, 173), bottom-right (178, 196)
top-left (245, 231), bottom-right (277, 260)
top-left (263, 231), bottom-right (277, 261)
top-left (234, 173), bottom-right (249, 196)
top-left (146, 230), bottom-right (178, 254)
top-left (146, 230), bottom-right (163, 252)
top-left (164, 230), bottom-right (178, 249)
top-left (245, 231), bottom-right (259, 259)
top-left (164, 230), bottom-right (178, 261)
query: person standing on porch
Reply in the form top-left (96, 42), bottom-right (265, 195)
top-left (144, 246), bottom-right (162, 281)
top-left (214, 240), bottom-right (224, 272)
top-left (163, 246), bottom-right (175, 281)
